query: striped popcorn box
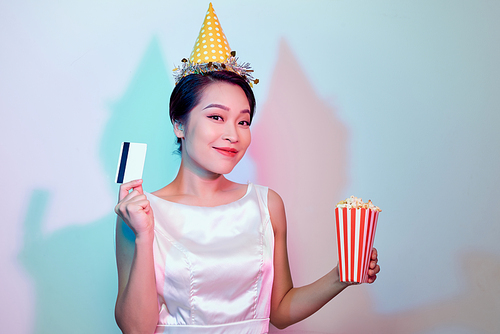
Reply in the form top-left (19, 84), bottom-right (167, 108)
top-left (335, 206), bottom-right (380, 283)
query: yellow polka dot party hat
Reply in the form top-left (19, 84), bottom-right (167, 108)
top-left (189, 2), bottom-right (231, 63)
top-left (173, 3), bottom-right (258, 86)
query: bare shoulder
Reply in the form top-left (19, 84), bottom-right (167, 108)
top-left (268, 188), bottom-right (284, 209)
top-left (267, 188), bottom-right (287, 234)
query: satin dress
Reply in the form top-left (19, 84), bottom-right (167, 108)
top-left (146, 183), bottom-right (274, 334)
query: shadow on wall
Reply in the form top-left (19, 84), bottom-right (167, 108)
top-left (250, 38), bottom-right (349, 286)
top-left (250, 38), bottom-right (350, 333)
top-left (251, 39), bottom-right (500, 334)
top-left (19, 190), bottom-right (118, 333)
top-left (17, 35), bottom-right (500, 334)
top-left (18, 36), bottom-right (179, 334)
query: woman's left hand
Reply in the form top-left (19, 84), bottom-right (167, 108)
top-left (366, 248), bottom-right (380, 283)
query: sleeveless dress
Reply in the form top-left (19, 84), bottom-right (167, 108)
top-left (146, 183), bottom-right (274, 334)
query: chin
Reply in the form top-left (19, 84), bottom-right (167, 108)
top-left (210, 155), bottom-right (244, 175)
top-left (213, 165), bottom-right (237, 175)
top-left (210, 158), bottom-right (242, 175)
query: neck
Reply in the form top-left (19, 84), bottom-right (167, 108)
top-left (170, 160), bottom-right (232, 198)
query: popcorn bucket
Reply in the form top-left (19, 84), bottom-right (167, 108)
top-left (335, 207), bottom-right (379, 283)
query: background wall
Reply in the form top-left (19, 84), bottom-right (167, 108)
top-left (2, 1), bottom-right (499, 333)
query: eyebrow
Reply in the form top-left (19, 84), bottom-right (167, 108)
top-left (203, 103), bottom-right (250, 114)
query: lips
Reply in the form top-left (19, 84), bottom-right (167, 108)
top-left (213, 146), bottom-right (238, 157)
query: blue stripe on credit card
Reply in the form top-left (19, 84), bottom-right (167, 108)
top-left (116, 142), bottom-right (130, 183)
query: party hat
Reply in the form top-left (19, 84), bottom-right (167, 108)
top-left (173, 3), bottom-right (258, 86)
top-left (189, 3), bottom-right (231, 63)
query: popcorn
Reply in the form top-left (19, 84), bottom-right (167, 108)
top-left (335, 196), bottom-right (381, 283)
top-left (337, 195), bottom-right (381, 212)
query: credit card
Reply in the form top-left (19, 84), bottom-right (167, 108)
top-left (115, 142), bottom-right (147, 183)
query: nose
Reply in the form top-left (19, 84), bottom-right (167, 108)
top-left (222, 123), bottom-right (238, 143)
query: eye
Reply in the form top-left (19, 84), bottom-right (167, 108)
top-left (239, 120), bottom-right (251, 126)
top-left (208, 115), bottom-right (223, 121)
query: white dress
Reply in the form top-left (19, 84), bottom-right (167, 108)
top-left (146, 183), bottom-right (274, 334)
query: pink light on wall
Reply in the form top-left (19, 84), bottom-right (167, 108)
top-left (248, 39), bottom-right (351, 332)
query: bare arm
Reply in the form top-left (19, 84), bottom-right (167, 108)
top-left (268, 189), bottom-right (380, 329)
top-left (115, 179), bottom-right (159, 334)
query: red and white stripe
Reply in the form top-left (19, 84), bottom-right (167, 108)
top-left (335, 207), bottom-right (379, 283)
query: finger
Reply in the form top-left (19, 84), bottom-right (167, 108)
top-left (115, 198), bottom-right (151, 222)
top-left (118, 179), bottom-right (142, 201)
top-left (371, 247), bottom-right (378, 259)
top-left (115, 192), bottom-right (148, 217)
top-left (118, 179), bottom-right (143, 201)
top-left (134, 183), bottom-right (144, 195)
top-left (366, 268), bottom-right (379, 283)
top-left (368, 265), bottom-right (380, 276)
top-left (370, 257), bottom-right (379, 269)
top-left (119, 189), bottom-right (146, 205)
top-left (134, 195), bottom-right (151, 211)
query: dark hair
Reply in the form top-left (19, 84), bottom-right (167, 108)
top-left (169, 70), bottom-right (256, 151)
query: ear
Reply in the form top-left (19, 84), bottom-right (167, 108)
top-left (173, 121), bottom-right (184, 139)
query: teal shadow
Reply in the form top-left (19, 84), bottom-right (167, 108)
top-left (19, 190), bottom-right (118, 333)
top-left (19, 36), bottom-right (179, 333)
top-left (100, 35), bottom-right (180, 191)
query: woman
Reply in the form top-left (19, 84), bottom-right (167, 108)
top-left (114, 70), bottom-right (380, 334)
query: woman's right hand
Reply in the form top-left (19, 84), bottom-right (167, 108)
top-left (114, 179), bottom-right (154, 237)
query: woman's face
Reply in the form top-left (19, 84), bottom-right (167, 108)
top-left (177, 81), bottom-right (252, 176)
